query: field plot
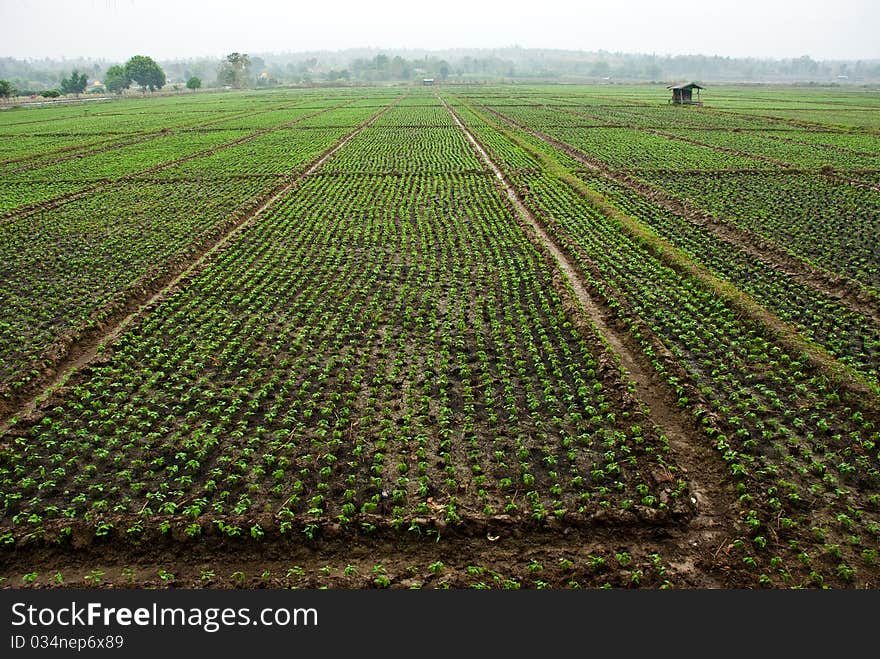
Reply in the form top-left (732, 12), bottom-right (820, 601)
top-left (0, 96), bottom-right (393, 415)
top-left (0, 178), bottom-right (280, 392)
top-left (1, 84), bottom-right (879, 589)
top-left (642, 172), bottom-right (880, 289)
top-left (0, 134), bottom-right (125, 166)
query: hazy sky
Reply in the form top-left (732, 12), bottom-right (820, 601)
top-left (2, 0), bottom-right (878, 61)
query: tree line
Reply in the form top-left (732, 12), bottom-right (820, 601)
top-left (0, 55), bottom-right (202, 99)
top-left (3, 47), bottom-right (879, 99)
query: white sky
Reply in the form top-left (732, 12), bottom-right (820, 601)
top-left (2, 0), bottom-right (878, 61)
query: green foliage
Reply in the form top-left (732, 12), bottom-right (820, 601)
top-left (1, 86), bottom-right (879, 591)
top-left (59, 70), bottom-right (87, 95)
top-left (125, 55), bottom-right (166, 92)
top-left (218, 52), bottom-right (250, 88)
top-left (104, 65), bottom-right (130, 94)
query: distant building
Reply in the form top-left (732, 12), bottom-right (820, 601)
top-left (422, 78), bottom-right (434, 86)
top-left (668, 82), bottom-right (704, 105)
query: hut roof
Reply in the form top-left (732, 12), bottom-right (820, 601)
top-left (667, 82), bottom-right (705, 90)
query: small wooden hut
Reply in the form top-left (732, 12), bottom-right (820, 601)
top-left (668, 82), bottom-right (704, 105)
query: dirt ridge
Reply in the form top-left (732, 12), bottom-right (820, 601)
top-left (442, 94), bottom-right (740, 588)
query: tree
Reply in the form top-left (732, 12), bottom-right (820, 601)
top-left (124, 55), bottom-right (166, 92)
top-left (104, 65), bottom-right (130, 95)
top-left (186, 76), bottom-right (202, 91)
top-left (0, 79), bottom-right (14, 100)
top-left (59, 70), bottom-right (88, 96)
top-left (218, 52), bottom-right (251, 88)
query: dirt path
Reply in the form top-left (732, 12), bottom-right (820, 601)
top-left (0, 96), bottom-right (404, 433)
top-left (0, 514), bottom-right (738, 589)
top-left (480, 102), bottom-right (880, 324)
top-left (441, 95), bottom-right (739, 588)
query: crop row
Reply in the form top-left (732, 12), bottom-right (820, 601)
top-left (470, 96), bottom-right (880, 293)
top-left (0, 135), bottom-right (129, 168)
top-left (0, 108), bottom-right (264, 137)
top-left (0, 171), bottom-right (687, 543)
top-left (486, 104), bottom-right (607, 129)
top-left (0, 102), bottom-right (373, 216)
top-left (153, 128), bottom-right (353, 178)
top-left (371, 105), bottom-right (457, 127)
top-left (205, 106), bottom-right (339, 131)
top-left (454, 105), bottom-right (585, 171)
top-left (469, 99), bottom-right (780, 169)
top-left (0, 92), bottom-right (343, 137)
top-left (321, 126), bottom-right (485, 173)
top-left (0, 181), bottom-right (87, 215)
top-left (721, 107), bottom-right (880, 132)
top-left (856, 173), bottom-right (880, 186)
top-left (0, 99), bottom-right (394, 398)
top-left (3, 101), bottom-right (361, 184)
top-left (761, 130), bottom-right (880, 156)
top-left (448, 96), bottom-right (880, 391)
top-left (0, 103), bottom-right (113, 126)
top-left (454, 91), bottom-right (880, 579)
top-left (499, 100), bottom-right (795, 131)
top-left (598, 104), bottom-right (797, 130)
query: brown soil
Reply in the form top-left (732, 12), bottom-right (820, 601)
top-left (0, 511), bottom-right (742, 589)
